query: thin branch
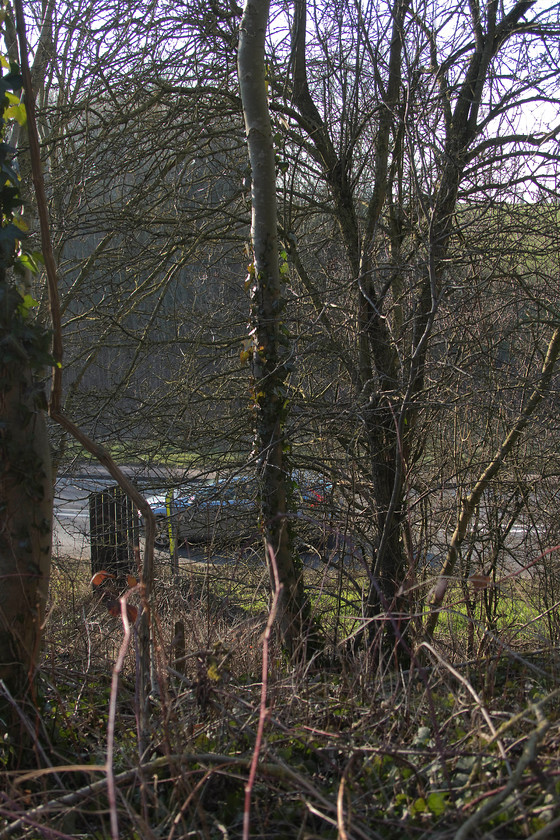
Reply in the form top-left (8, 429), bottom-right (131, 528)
top-left (426, 325), bottom-right (560, 636)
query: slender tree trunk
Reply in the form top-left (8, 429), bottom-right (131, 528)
top-left (267, 0), bottom-right (537, 662)
top-left (238, 0), bottom-right (309, 655)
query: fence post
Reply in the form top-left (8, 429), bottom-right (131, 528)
top-left (166, 489), bottom-right (179, 574)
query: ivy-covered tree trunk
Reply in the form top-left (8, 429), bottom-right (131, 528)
top-left (238, 0), bottom-right (309, 655)
top-left (0, 64), bottom-right (53, 735)
top-left (0, 279), bottom-right (53, 705)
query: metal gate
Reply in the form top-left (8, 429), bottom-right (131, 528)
top-left (89, 485), bottom-right (139, 580)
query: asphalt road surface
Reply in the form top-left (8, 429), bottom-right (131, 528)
top-left (54, 474), bottom-right (114, 558)
top-left (53, 468), bottom-right (542, 573)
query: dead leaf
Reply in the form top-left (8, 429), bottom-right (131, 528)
top-left (126, 604), bottom-right (139, 623)
top-left (469, 573), bottom-right (491, 592)
top-left (105, 599), bottom-right (120, 617)
top-left (91, 570), bottom-right (115, 586)
top-left (106, 599), bottom-right (138, 624)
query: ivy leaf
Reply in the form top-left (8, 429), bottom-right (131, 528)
top-left (4, 103), bottom-right (26, 126)
top-left (13, 215), bottom-right (29, 232)
top-left (0, 223), bottom-right (22, 263)
top-left (427, 792), bottom-right (448, 817)
top-left (17, 293), bottom-right (38, 319)
top-left (0, 71), bottom-right (23, 97)
top-left (17, 253), bottom-right (39, 276)
top-left (1, 159), bottom-right (20, 188)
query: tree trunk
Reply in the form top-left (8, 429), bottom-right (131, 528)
top-left (0, 39), bottom-right (54, 758)
top-left (0, 276), bottom-right (53, 726)
top-left (238, 0), bottom-right (310, 655)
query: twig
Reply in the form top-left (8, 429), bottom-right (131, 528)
top-left (0, 807), bottom-right (75, 840)
top-left (10, 765), bottom-right (105, 785)
top-left (0, 681), bottom-right (64, 789)
top-left (12, 0), bottom-right (62, 379)
top-left (336, 773), bottom-right (349, 840)
top-left (106, 594), bottom-right (135, 840)
top-left (0, 751), bottom-right (340, 838)
top-left (453, 712), bottom-right (550, 840)
top-left (426, 325), bottom-right (560, 636)
top-left (0, 765), bottom-right (140, 839)
top-left (418, 641), bottom-right (509, 763)
top-left (242, 542), bottom-right (282, 840)
top-left (166, 762), bottom-right (235, 840)
top-left (526, 814), bottom-right (560, 840)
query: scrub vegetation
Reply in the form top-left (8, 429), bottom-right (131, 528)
top-left (3, 557), bottom-right (559, 839)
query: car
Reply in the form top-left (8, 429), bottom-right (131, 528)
top-left (143, 471), bottom-right (336, 551)
top-left (141, 486), bottom-right (196, 549)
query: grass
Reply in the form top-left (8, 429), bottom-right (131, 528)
top-left (2, 552), bottom-right (560, 839)
top-left (58, 438), bottom-right (249, 469)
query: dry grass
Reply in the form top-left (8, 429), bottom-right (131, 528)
top-left (1, 553), bottom-right (560, 839)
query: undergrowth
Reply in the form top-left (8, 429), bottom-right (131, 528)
top-left (1, 554), bottom-right (560, 839)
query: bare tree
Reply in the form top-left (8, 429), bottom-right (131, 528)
top-left (261, 0), bottom-right (560, 657)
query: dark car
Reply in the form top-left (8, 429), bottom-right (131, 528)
top-left (144, 471), bottom-right (335, 550)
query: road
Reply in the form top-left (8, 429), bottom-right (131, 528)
top-left (53, 465), bottom-right (173, 559)
top-left (54, 474), bottom-right (117, 559)
top-left (53, 469), bottom-right (544, 575)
